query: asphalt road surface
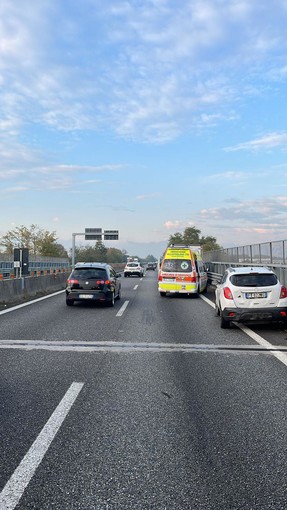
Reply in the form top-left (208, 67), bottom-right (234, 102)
top-left (0, 271), bottom-right (287, 509)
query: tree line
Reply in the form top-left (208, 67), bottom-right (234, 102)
top-left (0, 224), bottom-right (221, 262)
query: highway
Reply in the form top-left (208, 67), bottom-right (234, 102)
top-left (0, 270), bottom-right (287, 509)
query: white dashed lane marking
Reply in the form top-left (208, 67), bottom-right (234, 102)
top-left (116, 300), bottom-right (130, 317)
top-left (0, 382), bottom-right (84, 510)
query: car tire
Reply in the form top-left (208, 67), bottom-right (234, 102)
top-left (124, 274), bottom-right (127, 277)
top-left (66, 299), bottom-right (74, 306)
top-left (160, 292), bottom-right (167, 297)
top-left (107, 292), bottom-right (115, 307)
top-left (220, 310), bottom-right (230, 328)
top-left (116, 287), bottom-right (121, 300)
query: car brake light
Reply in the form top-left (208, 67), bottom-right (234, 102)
top-left (105, 280), bottom-right (111, 285)
top-left (280, 311), bottom-right (287, 317)
top-left (223, 287), bottom-right (233, 299)
top-left (67, 279), bottom-right (79, 285)
top-left (280, 286), bottom-right (287, 299)
top-left (96, 280), bottom-right (105, 285)
top-left (158, 275), bottom-right (163, 281)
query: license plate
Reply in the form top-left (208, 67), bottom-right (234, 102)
top-left (163, 278), bottom-right (175, 283)
top-left (245, 292), bottom-right (267, 299)
top-left (78, 294), bottom-right (94, 299)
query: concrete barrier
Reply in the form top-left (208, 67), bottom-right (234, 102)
top-left (0, 273), bottom-right (69, 307)
top-left (0, 264), bottom-right (126, 307)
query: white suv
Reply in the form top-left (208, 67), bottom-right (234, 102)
top-left (215, 266), bottom-right (287, 328)
top-left (124, 262), bottom-right (144, 278)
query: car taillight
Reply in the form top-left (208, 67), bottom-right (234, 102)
top-left (223, 287), bottom-right (233, 299)
top-left (158, 274), bottom-right (163, 281)
top-left (105, 280), bottom-right (111, 286)
top-left (96, 280), bottom-right (105, 285)
top-left (67, 279), bottom-right (79, 285)
top-left (280, 286), bottom-right (287, 299)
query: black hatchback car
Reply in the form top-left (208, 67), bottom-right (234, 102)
top-left (66, 262), bottom-right (121, 307)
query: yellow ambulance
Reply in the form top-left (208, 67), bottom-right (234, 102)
top-left (158, 245), bottom-right (208, 297)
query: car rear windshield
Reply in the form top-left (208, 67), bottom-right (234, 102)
top-left (161, 259), bottom-right (192, 273)
top-left (72, 268), bottom-right (107, 279)
top-left (230, 273), bottom-right (278, 287)
top-left (127, 263), bottom-right (139, 267)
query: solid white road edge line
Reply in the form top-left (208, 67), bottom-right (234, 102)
top-left (0, 382), bottom-right (84, 510)
top-left (200, 294), bottom-right (287, 368)
top-left (200, 294), bottom-right (216, 308)
top-left (237, 324), bottom-right (287, 368)
top-left (116, 300), bottom-right (129, 317)
top-left (0, 290), bottom-right (65, 316)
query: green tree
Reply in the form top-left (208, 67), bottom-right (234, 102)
top-left (168, 226), bottom-right (201, 246)
top-left (41, 240), bottom-right (68, 258)
top-left (94, 241), bottom-right (108, 262)
top-left (106, 248), bottom-right (126, 263)
top-left (200, 235), bottom-right (221, 252)
top-left (74, 245), bottom-right (95, 262)
top-left (168, 226), bottom-right (221, 252)
top-left (182, 226), bottom-right (201, 245)
top-left (74, 244), bottom-right (129, 264)
top-left (0, 224), bottom-right (67, 257)
top-left (168, 232), bottom-right (184, 245)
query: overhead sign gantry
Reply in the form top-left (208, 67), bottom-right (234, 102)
top-left (71, 228), bottom-right (119, 267)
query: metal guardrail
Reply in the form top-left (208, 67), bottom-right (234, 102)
top-left (0, 254), bottom-right (70, 279)
top-left (206, 262), bottom-right (287, 288)
top-left (203, 239), bottom-right (287, 265)
top-left (207, 271), bottom-right (222, 287)
top-left (203, 239), bottom-right (287, 287)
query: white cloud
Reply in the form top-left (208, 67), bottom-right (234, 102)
top-left (1, 0), bottom-right (287, 142)
top-left (225, 132), bottom-right (287, 152)
top-left (204, 171), bottom-right (248, 181)
top-left (198, 196), bottom-right (287, 227)
top-left (164, 195), bottom-right (287, 247)
top-left (0, 186), bottom-right (29, 194)
top-left (164, 220), bottom-right (183, 230)
top-left (136, 192), bottom-right (160, 201)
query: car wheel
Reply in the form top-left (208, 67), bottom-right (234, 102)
top-left (220, 310), bottom-right (230, 328)
top-left (66, 299), bottom-right (74, 306)
top-left (124, 274), bottom-right (127, 277)
top-left (160, 292), bottom-right (167, 297)
top-left (116, 287), bottom-right (121, 300)
top-left (107, 292), bottom-right (115, 307)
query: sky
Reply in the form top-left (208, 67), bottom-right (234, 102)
top-left (1, 0), bottom-right (287, 258)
